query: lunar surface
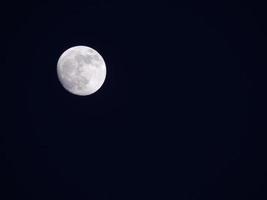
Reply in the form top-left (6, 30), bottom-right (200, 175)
top-left (57, 46), bottom-right (106, 96)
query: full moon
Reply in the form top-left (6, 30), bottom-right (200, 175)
top-left (57, 46), bottom-right (107, 96)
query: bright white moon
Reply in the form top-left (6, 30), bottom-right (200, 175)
top-left (57, 46), bottom-right (107, 96)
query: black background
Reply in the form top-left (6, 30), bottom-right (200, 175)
top-left (1, 1), bottom-right (267, 199)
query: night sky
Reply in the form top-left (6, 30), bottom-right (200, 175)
top-left (1, 1), bottom-right (267, 199)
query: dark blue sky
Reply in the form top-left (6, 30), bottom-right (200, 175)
top-left (1, 1), bottom-right (266, 199)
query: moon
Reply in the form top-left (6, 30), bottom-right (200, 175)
top-left (57, 46), bottom-right (107, 96)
